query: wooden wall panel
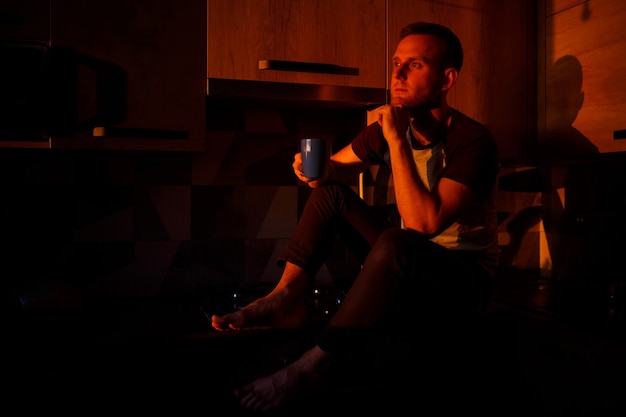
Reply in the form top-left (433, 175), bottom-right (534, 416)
top-left (546, 0), bottom-right (586, 16)
top-left (545, 0), bottom-right (626, 154)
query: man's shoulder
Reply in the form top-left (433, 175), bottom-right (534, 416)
top-left (447, 111), bottom-right (496, 150)
top-left (450, 111), bottom-right (492, 137)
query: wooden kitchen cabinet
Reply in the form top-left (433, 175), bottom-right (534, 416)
top-left (45, 0), bottom-right (207, 151)
top-left (0, 1), bottom-right (50, 147)
top-left (207, 0), bottom-right (387, 91)
top-left (0, 0), bottom-right (49, 42)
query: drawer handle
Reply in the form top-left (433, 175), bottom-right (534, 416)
top-left (93, 127), bottom-right (188, 139)
top-left (259, 59), bottom-right (358, 76)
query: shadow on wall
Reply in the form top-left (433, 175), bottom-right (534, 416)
top-left (541, 54), bottom-right (598, 161)
top-left (497, 55), bottom-right (600, 278)
top-left (500, 53), bottom-right (626, 303)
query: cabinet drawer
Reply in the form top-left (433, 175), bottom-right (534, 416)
top-left (207, 0), bottom-right (386, 90)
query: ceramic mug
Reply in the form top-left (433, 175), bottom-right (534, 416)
top-left (300, 138), bottom-right (331, 179)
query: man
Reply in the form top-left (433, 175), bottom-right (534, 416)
top-left (212, 21), bottom-right (499, 412)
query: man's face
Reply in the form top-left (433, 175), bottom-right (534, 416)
top-left (389, 34), bottom-right (446, 108)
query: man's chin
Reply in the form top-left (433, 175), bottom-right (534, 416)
top-left (390, 97), bottom-right (410, 107)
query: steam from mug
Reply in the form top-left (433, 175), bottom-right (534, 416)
top-left (301, 138), bottom-right (331, 179)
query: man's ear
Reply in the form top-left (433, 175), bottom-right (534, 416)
top-left (441, 68), bottom-right (458, 91)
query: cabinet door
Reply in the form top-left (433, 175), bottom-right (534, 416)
top-left (49, 0), bottom-right (206, 151)
top-left (208, 0), bottom-right (386, 89)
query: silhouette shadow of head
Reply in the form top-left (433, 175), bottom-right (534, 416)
top-left (542, 55), bottom-right (598, 161)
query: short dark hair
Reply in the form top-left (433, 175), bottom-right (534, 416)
top-left (399, 22), bottom-right (463, 72)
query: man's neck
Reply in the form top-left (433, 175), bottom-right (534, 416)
top-left (409, 106), bottom-right (453, 147)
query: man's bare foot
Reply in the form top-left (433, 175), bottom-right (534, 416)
top-left (234, 345), bottom-right (332, 412)
top-left (211, 292), bottom-right (309, 331)
top-left (212, 263), bottom-right (311, 331)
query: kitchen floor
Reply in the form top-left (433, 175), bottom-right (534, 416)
top-left (5, 270), bottom-right (625, 416)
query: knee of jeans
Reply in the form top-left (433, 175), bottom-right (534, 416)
top-left (368, 228), bottom-right (409, 261)
top-left (309, 182), bottom-right (343, 197)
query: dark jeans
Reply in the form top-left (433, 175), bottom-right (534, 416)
top-left (278, 182), bottom-right (493, 355)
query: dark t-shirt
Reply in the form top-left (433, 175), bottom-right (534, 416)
top-left (350, 110), bottom-right (500, 274)
top-left (351, 110), bottom-right (499, 199)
